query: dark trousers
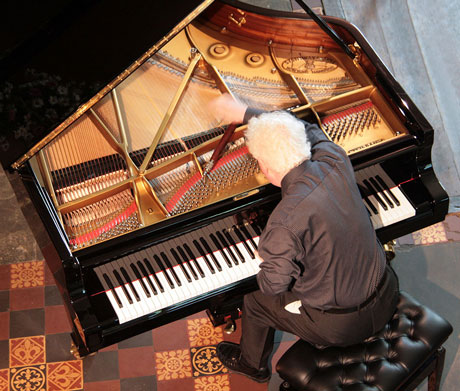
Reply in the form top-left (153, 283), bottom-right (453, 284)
top-left (240, 265), bottom-right (399, 369)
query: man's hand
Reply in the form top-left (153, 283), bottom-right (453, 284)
top-left (208, 93), bottom-right (247, 125)
top-left (254, 250), bottom-right (264, 263)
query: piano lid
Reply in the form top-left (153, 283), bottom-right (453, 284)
top-left (0, 0), bottom-right (211, 169)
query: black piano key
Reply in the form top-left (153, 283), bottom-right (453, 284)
top-left (142, 257), bottom-right (164, 293)
top-left (240, 223), bottom-right (258, 250)
top-left (158, 244), bottom-right (182, 287)
top-left (119, 258), bottom-right (142, 301)
top-left (120, 266), bottom-right (141, 302)
top-left (130, 262), bottom-right (151, 297)
top-left (216, 230), bottom-right (239, 266)
top-left (94, 266), bottom-right (111, 292)
top-left (170, 247), bottom-right (192, 282)
top-left (172, 239), bottom-right (197, 282)
top-left (213, 219), bottom-right (241, 265)
top-left (208, 230), bottom-right (232, 268)
top-left (363, 179), bottom-right (388, 210)
top-left (172, 239), bottom-right (199, 280)
top-left (246, 222), bottom-right (262, 249)
top-left (113, 269), bottom-right (133, 304)
top-left (364, 205), bottom-right (371, 216)
top-left (376, 175), bottom-right (401, 206)
top-left (181, 238), bottom-right (199, 259)
top-left (369, 176), bottom-right (394, 208)
top-left (182, 243), bottom-right (205, 278)
top-left (193, 239), bottom-right (216, 274)
top-left (364, 197), bottom-right (379, 215)
top-left (233, 225), bottom-right (255, 259)
top-left (220, 222), bottom-right (245, 263)
top-left (199, 237), bottom-right (222, 271)
top-left (357, 183), bottom-right (379, 215)
top-left (154, 253), bottom-right (176, 289)
top-left (103, 273), bottom-right (123, 308)
top-left (136, 260), bottom-right (158, 295)
top-left (250, 220), bottom-right (262, 236)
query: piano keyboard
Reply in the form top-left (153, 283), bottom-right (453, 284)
top-left (95, 163), bottom-right (415, 324)
top-left (94, 216), bottom-right (262, 324)
top-left (355, 164), bottom-right (415, 229)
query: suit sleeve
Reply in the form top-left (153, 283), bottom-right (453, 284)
top-left (256, 226), bottom-right (304, 295)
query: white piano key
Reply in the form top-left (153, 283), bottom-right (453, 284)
top-left (123, 282), bottom-right (146, 317)
top-left (212, 250), bottom-right (239, 284)
top-left (174, 240), bottom-right (209, 292)
top-left (195, 256), bottom-right (220, 290)
top-left (186, 260), bottom-right (208, 294)
top-left (168, 244), bottom-right (203, 297)
top-left (126, 257), bottom-right (161, 313)
top-left (156, 271), bottom-right (179, 306)
top-left (147, 274), bottom-right (169, 308)
top-left (228, 244), bottom-right (254, 277)
top-left (201, 250), bottom-right (228, 287)
top-left (137, 276), bottom-right (160, 312)
top-left (117, 260), bottom-right (149, 317)
top-left (113, 285), bottom-right (137, 322)
top-left (97, 268), bottom-right (125, 320)
top-left (132, 280), bottom-right (155, 313)
top-left (102, 263), bottom-right (138, 322)
top-left (362, 167), bottom-right (400, 223)
top-left (221, 247), bottom-right (245, 279)
top-left (235, 241), bottom-right (259, 274)
top-left (173, 264), bottom-right (197, 296)
top-left (106, 290), bottom-right (128, 324)
top-left (358, 164), bottom-right (416, 228)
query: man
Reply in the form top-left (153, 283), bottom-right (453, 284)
top-left (210, 94), bottom-right (399, 383)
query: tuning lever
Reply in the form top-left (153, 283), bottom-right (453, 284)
top-left (203, 123), bottom-right (238, 176)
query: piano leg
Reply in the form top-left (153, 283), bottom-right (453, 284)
top-left (206, 294), bottom-right (245, 330)
top-left (224, 319), bottom-right (236, 334)
top-left (70, 332), bottom-right (95, 359)
top-left (383, 240), bottom-right (396, 262)
top-left (206, 307), bottom-right (242, 334)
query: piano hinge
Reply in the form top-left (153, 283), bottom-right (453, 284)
top-left (228, 9), bottom-right (246, 27)
top-left (348, 42), bottom-right (362, 66)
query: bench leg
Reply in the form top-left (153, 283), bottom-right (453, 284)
top-left (428, 347), bottom-right (446, 391)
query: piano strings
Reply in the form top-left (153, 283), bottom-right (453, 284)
top-left (164, 143), bottom-right (259, 215)
top-left (321, 100), bottom-right (382, 143)
top-left (65, 190), bottom-right (141, 248)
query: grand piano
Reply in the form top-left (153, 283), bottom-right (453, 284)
top-left (0, 0), bottom-right (449, 357)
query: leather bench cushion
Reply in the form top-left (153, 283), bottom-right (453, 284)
top-left (276, 291), bottom-right (453, 391)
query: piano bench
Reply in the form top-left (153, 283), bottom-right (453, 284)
top-left (276, 291), bottom-right (453, 391)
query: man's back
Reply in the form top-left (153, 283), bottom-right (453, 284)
top-left (256, 123), bottom-right (386, 309)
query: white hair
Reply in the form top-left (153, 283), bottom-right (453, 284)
top-left (245, 111), bottom-right (311, 175)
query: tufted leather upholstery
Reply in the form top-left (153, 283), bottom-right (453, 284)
top-left (276, 291), bottom-right (453, 391)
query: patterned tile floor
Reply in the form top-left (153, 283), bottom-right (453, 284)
top-left (0, 213), bottom-right (459, 391)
